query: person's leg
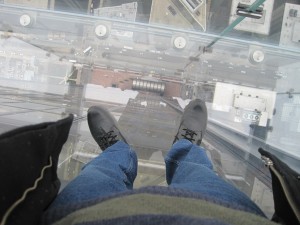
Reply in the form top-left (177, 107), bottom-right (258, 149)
top-left (50, 140), bottom-right (137, 208)
top-left (50, 105), bottom-right (137, 208)
top-left (165, 139), bottom-right (265, 216)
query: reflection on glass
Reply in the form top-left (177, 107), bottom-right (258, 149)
top-left (0, 0), bottom-right (300, 219)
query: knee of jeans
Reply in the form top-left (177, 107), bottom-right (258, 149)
top-left (166, 140), bottom-right (193, 162)
top-left (185, 146), bottom-right (213, 169)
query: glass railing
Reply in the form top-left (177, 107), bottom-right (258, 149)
top-left (1, 0), bottom-right (299, 218)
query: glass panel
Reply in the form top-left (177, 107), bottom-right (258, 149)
top-left (1, 1), bottom-right (300, 218)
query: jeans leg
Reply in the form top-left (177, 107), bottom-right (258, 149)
top-left (165, 139), bottom-right (265, 216)
top-left (50, 141), bottom-right (137, 208)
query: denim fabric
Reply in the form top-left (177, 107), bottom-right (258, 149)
top-left (50, 139), bottom-right (264, 216)
top-left (166, 139), bottom-right (265, 216)
top-left (49, 141), bottom-right (137, 208)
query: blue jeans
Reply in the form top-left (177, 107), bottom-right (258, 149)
top-left (50, 140), bottom-right (265, 216)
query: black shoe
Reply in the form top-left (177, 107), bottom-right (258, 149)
top-left (173, 99), bottom-right (207, 145)
top-left (88, 105), bottom-right (128, 150)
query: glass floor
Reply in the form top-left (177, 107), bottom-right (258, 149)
top-left (1, 0), bottom-right (300, 219)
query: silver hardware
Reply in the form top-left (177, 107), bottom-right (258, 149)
top-left (261, 156), bottom-right (274, 167)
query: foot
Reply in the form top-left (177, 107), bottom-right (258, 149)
top-left (173, 99), bottom-right (207, 145)
top-left (88, 106), bottom-right (128, 150)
